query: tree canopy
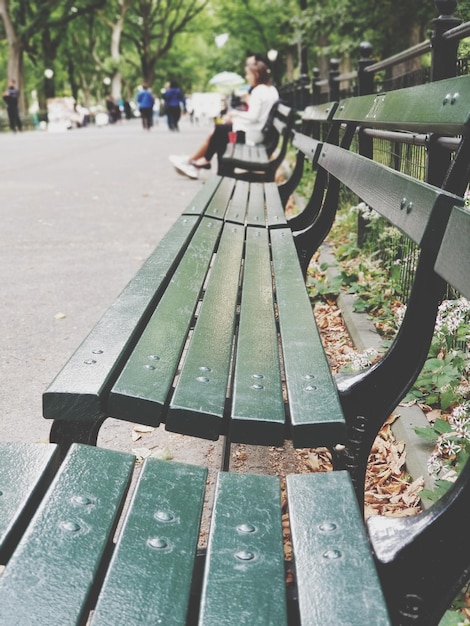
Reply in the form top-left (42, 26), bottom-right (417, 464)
top-left (0, 0), bottom-right (463, 113)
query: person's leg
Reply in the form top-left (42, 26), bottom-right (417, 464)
top-left (174, 108), bottom-right (181, 131)
top-left (7, 109), bottom-right (15, 131)
top-left (188, 134), bottom-right (212, 161)
top-left (202, 123), bottom-right (231, 162)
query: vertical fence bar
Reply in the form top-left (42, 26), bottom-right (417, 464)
top-left (428, 0), bottom-right (462, 187)
top-left (328, 58), bottom-right (340, 101)
top-left (357, 41), bottom-right (374, 96)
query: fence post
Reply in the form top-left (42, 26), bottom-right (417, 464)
top-left (328, 58), bottom-right (340, 101)
top-left (312, 68), bottom-right (321, 105)
top-left (428, 0), bottom-right (462, 186)
top-left (357, 41), bottom-right (374, 96)
top-left (430, 0), bottom-right (462, 82)
top-left (299, 73), bottom-right (311, 109)
top-left (356, 43), bottom-right (375, 246)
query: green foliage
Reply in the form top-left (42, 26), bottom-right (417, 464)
top-left (405, 299), bottom-right (470, 411)
top-left (306, 264), bottom-right (343, 301)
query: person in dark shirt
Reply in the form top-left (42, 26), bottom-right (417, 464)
top-left (136, 83), bottom-right (155, 130)
top-left (163, 81), bottom-right (186, 131)
top-left (3, 80), bottom-right (22, 132)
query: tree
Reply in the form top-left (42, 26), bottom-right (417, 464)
top-left (98, 0), bottom-right (132, 100)
top-left (0, 0), bottom-right (105, 110)
top-left (124, 0), bottom-right (209, 86)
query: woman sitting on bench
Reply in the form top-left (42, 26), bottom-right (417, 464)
top-left (169, 56), bottom-right (278, 179)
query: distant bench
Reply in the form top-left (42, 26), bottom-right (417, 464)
top-left (217, 100), bottom-right (296, 181)
top-left (1, 76), bottom-right (469, 624)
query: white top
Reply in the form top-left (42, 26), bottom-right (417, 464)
top-left (231, 84), bottom-right (279, 145)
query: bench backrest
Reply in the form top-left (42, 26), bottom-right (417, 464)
top-left (287, 75), bottom-right (470, 624)
top-left (262, 100), bottom-right (295, 156)
top-left (286, 75), bottom-right (470, 497)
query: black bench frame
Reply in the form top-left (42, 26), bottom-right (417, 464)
top-left (25, 75), bottom-right (470, 624)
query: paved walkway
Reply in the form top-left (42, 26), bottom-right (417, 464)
top-left (0, 117), bottom-right (234, 468)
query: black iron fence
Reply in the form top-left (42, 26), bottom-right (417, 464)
top-left (281, 0), bottom-right (470, 306)
top-left (280, 0), bottom-right (470, 105)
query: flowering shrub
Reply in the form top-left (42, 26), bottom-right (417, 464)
top-left (405, 298), bottom-right (470, 411)
top-left (341, 347), bottom-right (380, 372)
top-left (418, 401), bottom-right (470, 506)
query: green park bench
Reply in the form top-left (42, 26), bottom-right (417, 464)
top-left (1, 76), bottom-right (470, 624)
top-left (217, 100), bottom-right (296, 181)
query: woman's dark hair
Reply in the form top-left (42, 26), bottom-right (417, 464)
top-left (248, 59), bottom-right (272, 86)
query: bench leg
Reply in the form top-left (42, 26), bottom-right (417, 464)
top-left (49, 416), bottom-right (106, 458)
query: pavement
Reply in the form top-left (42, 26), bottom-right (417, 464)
top-left (0, 116), bottom-right (230, 465)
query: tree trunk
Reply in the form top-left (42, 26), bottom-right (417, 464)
top-left (0, 0), bottom-right (25, 112)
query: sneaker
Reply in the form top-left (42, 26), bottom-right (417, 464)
top-left (178, 162), bottom-right (199, 179)
top-left (169, 154), bottom-right (189, 167)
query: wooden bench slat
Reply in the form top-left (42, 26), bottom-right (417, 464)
top-left (318, 142), bottom-right (464, 250)
top-left (199, 472), bottom-right (287, 625)
top-left (167, 223), bottom-right (245, 439)
top-left (43, 214), bottom-right (201, 423)
top-left (0, 444), bottom-right (135, 626)
top-left (264, 182), bottom-right (288, 228)
top-left (108, 217), bottom-right (223, 425)
top-left (225, 179), bottom-right (250, 224)
top-left (246, 182), bottom-right (267, 226)
top-left (182, 174), bottom-right (222, 216)
top-left (270, 229), bottom-right (346, 447)
top-left (335, 75), bottom-right (470, 134)
top-left (204, 175), bottom-right (237, 221)
top-left (0, 443), bottom-right (59, 561)
top-left (434, 204), bottom-right (470, 299)
top-left (302, 102), bottom-right (339, 122)
top-left (231, 227), bottom-right (285, 445)
top-left (291, 132), bottom-right (322, 160)
top-left (90, 459), bottom-right (207, 626)
top-left (287, 471), bottom-right (392, 625)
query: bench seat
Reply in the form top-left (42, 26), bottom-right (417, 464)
top-left (0, 443), bottom-right (391, 625)
top-left (218, 101), bottom-right (296, 182)
top-left (43, 173), bottom-right (345, 452)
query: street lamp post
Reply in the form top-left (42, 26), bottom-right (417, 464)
top-left (44, 68), bottom-right (54, 100)
top-left (267, 49), bottom-right (279, 86)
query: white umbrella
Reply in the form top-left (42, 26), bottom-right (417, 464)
top-left (209, 71), bottom-right (245, 87)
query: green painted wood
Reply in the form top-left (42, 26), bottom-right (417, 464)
top-left (199, 472), bottom-right (287, 625)
top-left (264, 182), bottom-right (288, 228)
top-left (231, 227), bottom-right (285, 445)
top-left (204, 175), bottom-right (236, 221)
top-left (246, 183), bottom-right (266, 226)
top-left (43, 214), bottom-right (200, 423)
top-left (287, 471), bottom-right (392, 625)
top-left (182, 174), bottom-right (222, 216)
top-left (435, 205), bottom-right (470, 299)
top-left (225, 179), bottom-right (250, 224)
top-left (291, 132), bottom-right (323, 162)
top-left (302, 102), bottom-right (338, 122)
top-left (90, 459), bottom-right (207, 626)
top-left (318, 142), bottom-right (464, 250)
top-left (108, 217), bottom-right (223, 425)
top-left (0, 443), bottom-right (59, 560)
top-left (0, 444), bottom-right (135, 626)
top-left (167, 223), bottom-right (245, 439)
top-left (270, 228), bottom-right (346, 447)
top-left (335, 75), bottom-right (470, 134)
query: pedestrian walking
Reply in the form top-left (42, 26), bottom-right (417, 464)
top-left (136, 83), bottom-right (155, 130)
top-left (3, 80), bottom-right (22, 132)
top-left (163, 81), bottom-right (186, 131)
